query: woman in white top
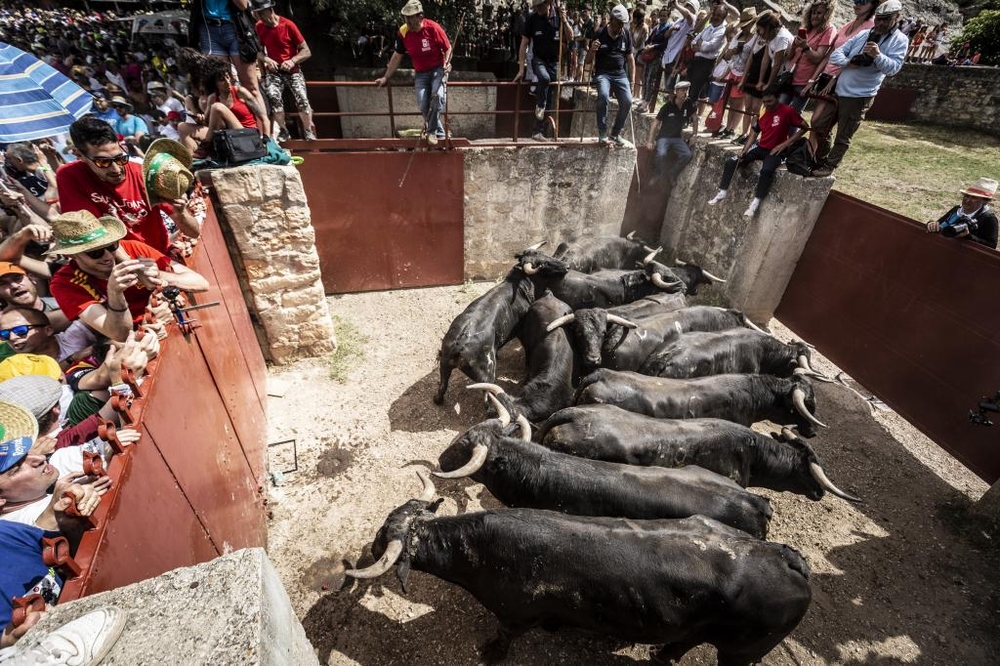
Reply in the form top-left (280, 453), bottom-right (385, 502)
top-left (751, 12), bottom-right (793, 94)
top-left (631, 7), bottom-right (650, 97)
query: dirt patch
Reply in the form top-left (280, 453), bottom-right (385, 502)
top-left (266, 285), bottom-right (998, 665)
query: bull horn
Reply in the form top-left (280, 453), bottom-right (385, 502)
top-left (641, 247), bottom-right (662, 264)
top-left (524, 241), bottom-right (547, 251)
top-left (516, 414), bottom-right (532, 442)
top-left (626, 230), bottom-right (636, 240)
top-left (780, 426), bottom-right (799, 441)
top-left (345, 540), bottom-right (404, 580)
top-left (675, 258), bottom-right (689, 266)
top-left (797, 354), bottom-right (811, 370)
top-left (546, 313), bottom-right (576, 332)
top-left (650, 273), bottom-right (684, 290)
top-left (744, 318), bottom-right (766, 333)
top-left (433, 443), bottom-right (489, 479)
top-left (793, 367), bottom-right (836, 384)
top-left (606, 314), bottom-right (638, 329)
top-left (809, 462), bottom-right (862, 503)
top-left (416, 468), bottom-right (436, 502)
top-left (485, 393), bottom-right (511, 426)
top-left (467, 382), bottom-right (504, 396)
top-left (792, 388), bottom-right (828, 428)
top-left (521, 262), bottom-right (539, 275)
top-left (701, 269), bottom-right (727, 283)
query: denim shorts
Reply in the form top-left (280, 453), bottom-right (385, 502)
top-left (198, 21), bottom-right (240, 58)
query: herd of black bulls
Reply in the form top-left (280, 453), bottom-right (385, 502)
top-left (346, 233), bottom-right (861, 665)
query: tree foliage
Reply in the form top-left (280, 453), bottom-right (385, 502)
top-left (958, 9), bottom-right (1000, 64)
top-left (312, 0), bottom-right (483, 46)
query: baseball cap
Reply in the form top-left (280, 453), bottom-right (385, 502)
top-left (0, 376), bottom-right (62, 422)
top-left (611, 4), bottom-right (629, 22)
top-left (0, 354), bottom-right (63, 383)
top-left (0, 262), bottom-right (26, 278)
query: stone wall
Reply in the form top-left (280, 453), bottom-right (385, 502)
top-left (22, 549), bottom-right (319, 665)
top-left (883, 64), bottom-right (1000, 135)
top-left (334, 68), bottom-right (497, 139)
top-left (463, 144), bottom-right (635, 279)
top-left (204, 165), bottom-right (336, 364)
top-left (660, 139), bottom-right (834, 323)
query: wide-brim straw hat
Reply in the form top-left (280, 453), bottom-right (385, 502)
top-left (0, 400), bottom-right (38, 474)
top-left (738, 7), bottom-right (758, 28)
top-left (143, 138), bottom-right (194, 202)
top-left (959, 177), bottom-right (997, 200)
top-left (46, 209), bottom-right (127, 256)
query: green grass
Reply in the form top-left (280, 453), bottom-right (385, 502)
top-left (328, 315), bottom-right (369, 383)
top-left (827, 121), bottom-right (1000, 223)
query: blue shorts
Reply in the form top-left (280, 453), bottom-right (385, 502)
top-left (198, 21), bottom-right (241, 58)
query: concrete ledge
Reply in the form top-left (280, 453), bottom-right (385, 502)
top-left (21, 549), bottom-right (318, 665)
top-left (660, 138), bottom-right (834, 322)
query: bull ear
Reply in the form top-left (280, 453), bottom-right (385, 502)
top-left (396, 557), bottom-right (412, 593)
top-left (428, 497), bottom-right (445, 513)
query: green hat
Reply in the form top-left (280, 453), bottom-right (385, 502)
top-left (46, 210), bottom-right (127, 256)
top-left (143, 139), bottom-right (194, 202)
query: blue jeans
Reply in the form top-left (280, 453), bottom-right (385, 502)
top-left (414, 67), bottom-right (447, 137)
top-left (594, 73), bottom-right (633, 137)
top-left (532, 59), bottom-right (558, 133)
top-left (780, 85), bottom-right (809, 113)
top-left (654, 136), bottom-right (693, 181)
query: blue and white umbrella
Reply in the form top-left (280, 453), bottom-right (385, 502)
top-left (0, 42), bottom-right (93, 143)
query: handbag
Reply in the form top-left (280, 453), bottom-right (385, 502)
top-left (230, 4), bottom-right (261, 64)
top-left (212, 128), bottom-right (267, 165)
top-left (784, 138), bottom-right (818, 177)
top-left (641, 48), bottom-right (658, 63)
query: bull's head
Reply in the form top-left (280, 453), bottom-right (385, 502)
top-left (514, 243), bottom-right (569, 277)
top-left (436, 394), bottom-right (532, 478)
top-left (776, 428), bottom-right (862, 502)
top-left (672, 258), bottom-right (727, 295)
top-left (546, 309), bottom-right (638, 371)
top-left (642, 255), bottom-right (686, 293)
top-left (345, 468), bottom-right (442, 591)
top-left (784, 374), bottom-right (827, 438)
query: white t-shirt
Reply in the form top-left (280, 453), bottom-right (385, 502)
top-left (56, 320), bottom-right (98, 362)
top-left (769, 27), bottom-right (794, 58)
top-left (0, 443), bottom-right (104, 527)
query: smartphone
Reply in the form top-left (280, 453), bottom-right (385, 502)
top-left (797, 28), bottom-right (808, 39)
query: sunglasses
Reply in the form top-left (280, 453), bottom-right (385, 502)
top-left (84, 151), bottom-right (129, 169)
top-left (0, 324), bottom-right (44, 340)
top-left (83, 240), bottom-right (119, 259)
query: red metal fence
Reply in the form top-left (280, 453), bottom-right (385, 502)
top-left (776, 191), bottom-right (1000, 483)
top-left (59, 200), bottom-right (268, 601)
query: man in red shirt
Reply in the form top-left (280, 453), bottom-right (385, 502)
top-left (252, 0), bottom-right (316, 142)
top-left (707, 88), bottom-right (808, 217)
top-left (55, 117), bottom-right (200, 254)
top-left (45, 210), bottom-right (209, 343)
top-left (375, 0), bottom-right (453, 146)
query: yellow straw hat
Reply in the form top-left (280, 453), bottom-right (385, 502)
top-left (0, 400), bottom-right (38, 474)
top-left (45, 210), bottom-right (127, 256)
top-left (142, 138), bottom-right (194, 202)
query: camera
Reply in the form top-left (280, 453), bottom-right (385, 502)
top-left (942, 214), bottom-right (977, 237)
top-left (849, 53), bottom-right (875, 67)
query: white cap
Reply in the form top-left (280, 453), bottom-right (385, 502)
top-left (611, 4), bottom-right (629, 22)
top-left (875, 0), bottom-right (902, 15)
top-left (685, 0), bottom-right (700, 13)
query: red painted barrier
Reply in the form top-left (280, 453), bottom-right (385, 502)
top-left (59, 198), bottom-right (268, 601)
top-left (776, 191), bottom-right (1000, 483)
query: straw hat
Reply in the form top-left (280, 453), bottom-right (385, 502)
top-left (959, 177), bottom-right (997, 200)
top-left (0, 400), bottom-right (38, 474)
top-left (45, 210), bottom-right (127, 256)
top-left (400, 0), bottom-right (423, 16)
top-left (143, 139), bottom-right (194, 202)
top-left (738, 7), bottom-right (758, 28)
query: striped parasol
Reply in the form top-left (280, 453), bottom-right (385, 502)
top-left (0, 41), bottom-right (93, 143)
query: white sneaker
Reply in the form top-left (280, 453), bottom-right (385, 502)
top-left (531, 132), bottom-right (547, 141)
top-left (708, 190), bottom-right (728, 205)
top-left (13, 607), bottom-right (126, 666)
top-left (534, 105), bottom-right (545, 121)
top-left (426, 133), bottom-right (439, 146)
top-left (743, 198), bottom-right (761, 217)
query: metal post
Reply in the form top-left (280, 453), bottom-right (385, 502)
top-left (387, 85), bottom-right (397, 138)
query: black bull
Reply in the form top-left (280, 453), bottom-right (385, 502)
top-left (552, 231), bottom-right (659, 273)
top-left (641, 328), bottom-right (818, 379)
top-left (575, 370), bottom-right (828, 437)
top-left (347, 472), bottom-right (812, 666)
top-left (435, 404), bottom-right (772, 538)
top-left (535, 404), bottom-right (860, 501)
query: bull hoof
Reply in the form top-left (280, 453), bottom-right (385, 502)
top-left (432, 392), bottom-right (445, 405)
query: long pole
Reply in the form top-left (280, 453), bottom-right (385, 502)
top-left (554, 0), bottom-right (563, 141)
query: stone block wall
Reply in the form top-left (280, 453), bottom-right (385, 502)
top-left (883, 64), bottom-right (1000, 135)
top-left (463, 144), bottom-right (635, 279)
top-left (334, 68), bottom-right (497, 139)
top-left (204, 165), bottom-right (336, 364)
top-left (660, 139), bottom-right (834, 323)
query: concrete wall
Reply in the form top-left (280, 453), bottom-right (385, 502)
top-left (883, 64), bottom-right (1000, 136)
top-left (659, 139), bottom-right (834, 322)
top-left (334, 68), bottom-right (497, 139)
top-left (569, 88), bottom-right (652, 144)
top-left (21, 549), bottom-right (319, 665)
top-left (463, 144), bottom-right (635, 279)
top-left (204, 165), bottom-right (336, 364)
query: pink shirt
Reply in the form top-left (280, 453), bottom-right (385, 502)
top-left (791, 26), bottom-right (836, 86)
top-left (823, 19), bottom-right (875, 76)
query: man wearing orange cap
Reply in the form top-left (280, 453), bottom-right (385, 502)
top-left (0, 262), bottom-right (68, 332)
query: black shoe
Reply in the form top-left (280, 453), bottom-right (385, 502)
top-left (731, 133), bottom-right (748, 145)
top-left (720, 128), bottom-right (735, 139)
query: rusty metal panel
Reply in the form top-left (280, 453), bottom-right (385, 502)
top-left (868, 87), bottom-right (918, 122)
top-left (59, 426), bottom-right (218, 601)
top-left (297, 150), bottom-right (465, 293)
top-left (776, 191), bottom-right (1000, 482)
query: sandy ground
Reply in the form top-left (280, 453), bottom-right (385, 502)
top-left (266, 283), bottom-right (998, 666)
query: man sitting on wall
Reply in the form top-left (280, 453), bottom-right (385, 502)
top-left (926, 178), bottom-right (998, 250)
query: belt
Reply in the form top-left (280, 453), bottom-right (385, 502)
top-left (204, 17), bottom-right (231, 26)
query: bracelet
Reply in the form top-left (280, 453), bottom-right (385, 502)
top-left (105, 302), bottom-right (129, 312)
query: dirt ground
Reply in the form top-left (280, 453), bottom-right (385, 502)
top-left (265, 283), bottom-right (998, 666)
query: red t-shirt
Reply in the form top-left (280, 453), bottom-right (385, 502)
top-left (56, 160), bottom-right (171, 254)
top-left (754, 103), bottom-right (804, 150)
top-left (393, 19), bottom-right (450, 72)
top-left (255, 16), bottom-right (305, 72)
top-left (49, 240), bottom-right (173, 324)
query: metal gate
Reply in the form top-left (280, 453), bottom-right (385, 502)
top-left (295, 148), bottom-right (465, 293)
top-left (776, 191), bottom-right (1000, 483)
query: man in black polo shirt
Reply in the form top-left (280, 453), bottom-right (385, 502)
top-left (515, 0), bottom-right (572, 141)
top-left (646, 80), bottom-right (697, 186)
top-left (586, 4), bottom-right (635, 145)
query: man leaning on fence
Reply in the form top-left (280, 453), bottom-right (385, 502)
top-left (515, 0), bottom-right (573, 142)
top-left (252, 0), bottom-right (316, 142)
top-left (376, 0), bottom-right (453, 146)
